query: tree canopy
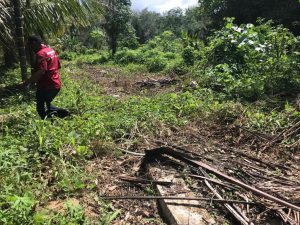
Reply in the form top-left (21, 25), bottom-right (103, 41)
top-left (0, 0), bottom-right (92, 47)
top-left (198, 0), bottom-right (300, 35)
top-left (102, 0), bottom-right (132, 55)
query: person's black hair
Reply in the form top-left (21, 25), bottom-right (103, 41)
top-left (27, 35), bottom-right (42, 45)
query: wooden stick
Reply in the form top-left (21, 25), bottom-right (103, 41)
top-left (119, 175), bottom-right (173, 186)
top-left (226, 147), bottom-right (290, 170)
top-left (189, 174), bottom-right (239, 191)
top-left (118, 148), bottom-right (145, 156)
top-left (263, 120), bottom-right (300, 151)
top-left (201, 171), bottom-right (251, 225)
top-left (191, 161), bottom-right (300, 211)
top-left (196, 165), bottom-right (252, 225)
top-left (100, 195), bottom-right (258, 205)
top-left (235, 125), bottom-right (270, 140)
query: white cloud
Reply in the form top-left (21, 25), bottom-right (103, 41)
top-left (154, 0), bottom-right (182, 12)
top-left (131, 0), bottom-right (198, 13)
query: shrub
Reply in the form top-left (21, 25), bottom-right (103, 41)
top-left (123, 63), bottom-right (147, 73)
top-left (143, 31), bottom-right (181, 53)
top-left (119, 25), bottom-right (140, 49)
top-left (198, 18), bottom-right (300, 100)
top-left (182, 46), bottom-right (196, 66)
top-left (99, 53), bottom-right (110, 64)
top-left (146, 56), bottom-right (167, 72)
top-left (166, 58), bottom-right (188, 75)
top-left (58, 36), bottom-right (87, 54)
top-left (114, 48), bottom-right (143, 64)
top-left (76, 53), bottom-right (110, 65)
top-left (87, 28), bottom-right (106, 50)
top-left (60, 51), bottom-right (77, 61)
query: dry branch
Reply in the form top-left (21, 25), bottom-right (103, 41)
top-left (262, 119), bottom-right (300, 151)
top-left (227, 147), bottom-right (290, 171)
top-left (136, 78), bottom-right (179, 88)
top-left (118, 148), bottom-right (145, 156)
top-left (189, 174), bottom-right (239, 191)
top-left (199, 168), bottom-right (252, 225)
top-left (146, 147), bottom-right (300, 212)
top-left (119, 175), bottom-right (173, 186)
top-left (235, 125), bottom-right (270, 141)
top-left (99, 195), bottom-right (257, 205)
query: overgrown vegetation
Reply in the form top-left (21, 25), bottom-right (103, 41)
top-left (61, 18), bottom-right (300, 100)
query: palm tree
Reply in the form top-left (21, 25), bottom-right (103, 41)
top-left (0, 0), bottom-right (97, 79)
top-left (12, 0), bottom-right (27, 80)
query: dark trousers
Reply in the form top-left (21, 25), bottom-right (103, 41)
top-left (36, 88), bottom-right (60, 119)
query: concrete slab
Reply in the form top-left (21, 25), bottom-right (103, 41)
top-left (149, 166), bottom-right (216, 225)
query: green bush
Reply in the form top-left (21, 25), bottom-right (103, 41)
top-left (114, 41), bottom-right (181, 73)
top-left (182, 46), bottom-right (196, 66)
top-left (166, 58), bottom-right (188, 75)
top-left (198, 18), bottom-right (300, 100)
top-left (99, 53), bottom-right (110, 64)
top-left (60, 51), bottom-right (77, 61)
top-left (114, 48), bottom-right (143, 64)
top-left (113, 31), bottom-right (184, 73)
top-left (146, 56), bottom-right (167, 72)
top-left (76, 53), bottom-right (110, 65)
top-left (58, 36), bottom-right (87, 54)
top-left (143, 31), bottom-right (181, 53)
top-left (119, 25), bottom-right (140, 49)
top-left (122, 63), bottom-right (147, 73)
top-left (87, 28), bottom-right (106, 50)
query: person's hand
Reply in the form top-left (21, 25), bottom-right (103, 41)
top-left (19, 81), bottom-right (29, 90)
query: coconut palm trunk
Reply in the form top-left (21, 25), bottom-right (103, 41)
top-left (12, 0), bottom-right (27, 81)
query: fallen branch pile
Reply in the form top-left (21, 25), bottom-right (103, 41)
top-left (235, 118), bottom-right (300, 152)
top-left (146, 146), bottom-right (300, 224)
top-left (136, 78), bottom-right (179, 88)
top-left (102, 142), bottom-right (300, 224)
top-left (263, 119), bottom-right (300, 151)
top-left (140, 145), bottom-right (300, 224)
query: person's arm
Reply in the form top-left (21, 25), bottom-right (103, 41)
top-left (23, 69), bottom-right (45, 85)
top-left (22, 53), bottom-right (47, 86)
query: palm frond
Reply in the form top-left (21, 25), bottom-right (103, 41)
top-left (0, 0), bottom-right (13, 48)
top-left (0, 0), bottom-right (100, 50)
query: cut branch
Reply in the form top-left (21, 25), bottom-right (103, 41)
top-left (99, 195), bottom-right (258, 205)
top-left (119, 175), bottom-right (173, 186)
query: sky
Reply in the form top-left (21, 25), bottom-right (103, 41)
top-left (131, 0), bottom-right (198, 13)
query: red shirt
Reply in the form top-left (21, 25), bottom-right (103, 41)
top-left (35, 44), bottom-right (61, 90)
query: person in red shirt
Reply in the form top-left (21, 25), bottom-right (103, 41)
top-left (23, 35), bottom-right (69, 119)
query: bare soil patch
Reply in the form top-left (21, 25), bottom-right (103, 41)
top-left (78, 65), bottom-right (181, 98)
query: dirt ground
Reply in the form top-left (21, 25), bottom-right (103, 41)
top-left (69, 65), bottom-right (300, 224)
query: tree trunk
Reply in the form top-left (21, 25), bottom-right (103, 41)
top-left (109, 29), bottom-right (118, 56)
top-left (296, 94), bottom-right (300, 111)
top-left (12, 0), bottom-right (27, 81)
top-left (111, 35), bottom-right (117, 55)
